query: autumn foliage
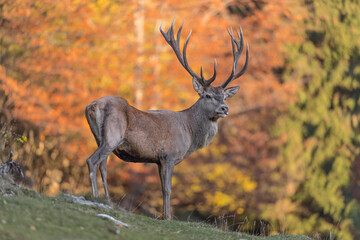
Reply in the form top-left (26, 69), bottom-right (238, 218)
top-left (1, 0), bottom-right (359, 239)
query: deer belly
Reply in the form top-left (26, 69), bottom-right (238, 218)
top-left (112, 148), bottom-right (158, 163)
top-left (113, 134), bottom-right (188, 164)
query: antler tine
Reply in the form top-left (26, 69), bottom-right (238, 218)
top-left (182, 28), bottom-right (217, 86)
top-left (182, 30), bottom-right (204, 83)
top-left (160, 19), bottom-right (185, 67)
top-left (221, 26), bottom-right (249, 88)
top-left (233, 42), bottom-right (249, 79)
top-left (221, 27), bottom-right (238, 87)
top-left (160, 19), bottom-right (217, 87)
top-left (200, 62), bottom-right (217, 86)
top-left (203, 59), bottom-right (217, 86)
top-left (227, 27), bottom-right (237, 80)
top-left (176, 21), bottom-right (184, 51)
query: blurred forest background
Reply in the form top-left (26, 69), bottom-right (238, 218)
top-left (0, 0), bottom-right (359, 239)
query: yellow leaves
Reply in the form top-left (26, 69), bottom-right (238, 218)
top-left (190, 183), bottom-right (202, 193)
top-left (97, 0), bottom-right (110, 9)
top-left (240, 176), bottom-right (257, 192)
top-left (201, 190), bottom-right (245, 214)
top-left (206, 191), bottom-right (233, 208)
top-left (16, 135), bottom-right (27, 144)
top-left (174, 160), bottom-right (257, 215)
top-left (203, 163), bottom-right (257, 192)
top-left (99, 75), bottom-right (113, 90)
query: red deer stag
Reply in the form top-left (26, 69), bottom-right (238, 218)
top-left (85, 19), bottom-right (249, 220)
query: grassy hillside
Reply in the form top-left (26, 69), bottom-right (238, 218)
top-left (0, 177), bottom-right (312, 240)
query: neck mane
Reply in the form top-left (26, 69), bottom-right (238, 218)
top-left (182, 99), bottom-right (219, 156)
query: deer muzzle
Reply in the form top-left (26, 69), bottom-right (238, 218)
top-left (216, 104), bottom-right (229, 118)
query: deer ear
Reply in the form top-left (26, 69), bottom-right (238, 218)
top-left (192, 77), bottom-right (204, 96)
top-left (224, 86), bottom-right (240, 99)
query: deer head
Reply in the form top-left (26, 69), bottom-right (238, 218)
top-left (160, 19), bottom-right (249, 121)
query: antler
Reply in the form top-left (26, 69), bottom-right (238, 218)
top-left (221, 27), bottom-right (249, 89)
top-left (160, 19), bottom-right (217, 87)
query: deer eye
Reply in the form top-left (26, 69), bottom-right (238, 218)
top-left (205, 94), bottom-right (212, 99)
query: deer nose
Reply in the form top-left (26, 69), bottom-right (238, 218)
top-left (221, 105), bottom-right (229, 114)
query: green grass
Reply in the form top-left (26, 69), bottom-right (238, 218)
top-left (0, 177), bottom-right (312, 240)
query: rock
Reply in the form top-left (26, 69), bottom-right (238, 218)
top-left (96, 214), bottom-right (130, 227)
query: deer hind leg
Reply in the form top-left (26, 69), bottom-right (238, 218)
top-left (85, 101), bottom-right (126, 199)
top-left (99, 159), bottom-right (110, 200)
top-left (94, 132), bottom-right (111, 200)
top-left (86, 120), bottom-right (120, 198)
top-left (86, 124), bottom-right (123, 199)
top-left (86, 102), bottom-right (118, 199)
top-left (86, 144), bottom-right (114, 198)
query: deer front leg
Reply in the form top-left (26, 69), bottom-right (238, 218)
top-left (158, 160), bottom-right (174, 220)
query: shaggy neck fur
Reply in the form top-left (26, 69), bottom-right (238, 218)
top-left (183, 99), bottom-right (219, 155)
